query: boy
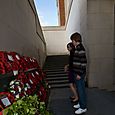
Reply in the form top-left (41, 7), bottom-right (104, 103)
top-left (70, 32), bottom-right (87, 114)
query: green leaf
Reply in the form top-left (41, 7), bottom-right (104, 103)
top-left (26, 108), bottom-right (29, 113)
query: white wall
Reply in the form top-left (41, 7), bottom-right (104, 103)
top-left (0, 0), bottom-right (46, 67)
top-left (64, 0), bottom-right (73, 22)
top-left (66, 0), bottom-right (87, 45)
top-left (43, 26), bottom-right (67, 55)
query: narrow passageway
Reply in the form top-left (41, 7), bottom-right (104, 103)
top-left (43, 55), bottom-right (115, 115)
top-left (43, 55), bottom-right (75, 115)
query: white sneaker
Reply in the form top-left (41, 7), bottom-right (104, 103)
top-left (73, 103), bottom-right (80, 109)
top-left (75, 108), bottom-right (87, 114)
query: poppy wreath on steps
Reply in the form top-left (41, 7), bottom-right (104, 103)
top-left (37, 85), bottom-right (47, 102)
top-left (7, 52), bottom-right (21, 62)
top-left (17, 72), bottom-right (38, 95)
top-left (0, 51), bottom-right (10, 74)
top-left (9, 79), bottom-right (26, 99)
top-left (7, 52), bottom-right (24, 71)
top-left (0, 61), bottom-right (6, 74)
top-left (22, 56), bottom-right (39, 71)
top-left (19, 57), bottom-right (30, 71)
top-left (24, 57), bottom-right (34, 69)
top-left (16, 72), bottom-right (28, 84)
top-left (24, 57), bottom-right (39, 69)
top-left (0, 52), bottom-right (20, 74)
top-left (3, 62), bottom-right (12, 73)
top-left (16, 72), bottom-right (40, 95)
top-left (31, 71), bottom-right (49, 91)
top-left (7, 52), bottom-right (31, 71)
top-left (22, 56), bottom-right (36, 71)
top-left (23, 83), bottom-right (32, 95)
top-left (29, 57), bottom-right (39, 68)
top-left (0, 52), bottom-right (19, 74)
top-left (0, 92), bottom-right (15, 110)
top-left (27, 73), bottom-right (38, 85)
top-left (25, 73), bottom-right (38, 94)
top-left (33, 71), bottom-right (43, 82)
top-left (0, 61), bottom-right (19, 75)
top-left (0, 51), bottom-right (8, 62)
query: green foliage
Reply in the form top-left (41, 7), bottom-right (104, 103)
top-left (3, 95), bottom-right (53, 115)
top-left (38, 102), bottom-right (52, 115)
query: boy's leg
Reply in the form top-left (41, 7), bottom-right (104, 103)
top-left (74, 74), bottom-right (87, 109)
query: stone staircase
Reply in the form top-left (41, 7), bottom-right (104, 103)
top-left (43, 55), bottom-right (69, 88)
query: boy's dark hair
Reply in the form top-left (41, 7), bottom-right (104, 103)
top-left (70, 32), bottom-right (82, 42)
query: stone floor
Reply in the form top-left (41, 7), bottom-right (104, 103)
top-left (47, 87), bottom-right (115, 115)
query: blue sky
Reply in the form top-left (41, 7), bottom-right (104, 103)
top-left (34, 0), bottom-right (58, 26)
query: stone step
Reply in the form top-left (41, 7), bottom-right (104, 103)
top-left (46, 71), bottom-right (66, 75)
top-left (44, 66), bottom-right (64, 70)
top-left (44, 68), bottom-right (64, 73)
top-left (49, 83), bottom-right (69, 89)
top-left (46, 73), bottom-right (68, 77)
top-left (48, 79), bottom-right (69, 84)
top-left (43, 55), bottom-right (69, 89)
top-left (44, 64), bottom-right (66, 67)
top-left (46, 76), bottom-right (68, 81)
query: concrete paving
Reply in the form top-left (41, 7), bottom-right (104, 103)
top-left (47, 87), bottom-right (115, 115)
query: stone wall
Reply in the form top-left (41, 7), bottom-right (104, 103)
top-left (0, 0), bottom-right (46, 67)
top-left (87, 0), bottom-right (114, 90)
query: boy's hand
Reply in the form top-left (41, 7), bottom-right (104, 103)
top-left (76, 75), bottom-right (81, 80)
